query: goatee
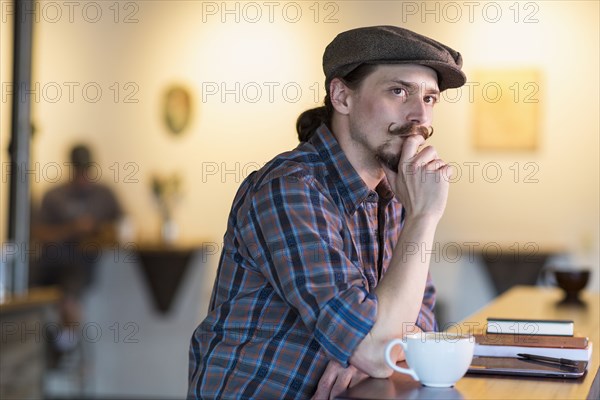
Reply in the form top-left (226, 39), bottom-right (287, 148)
top-left (375, 124), bottom-right (432, 173)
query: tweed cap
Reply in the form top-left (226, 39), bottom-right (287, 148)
top-left (323, 26), bottom-right (466, 92)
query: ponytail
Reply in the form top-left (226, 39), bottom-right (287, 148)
top-left (296, 107), bottom-right (327, 142)
top-left (296, 94), bottom-right (333, 142)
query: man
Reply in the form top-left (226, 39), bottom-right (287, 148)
top-left (32, 144), bottom-right (122, 357)
top-left (188, 26), bottom-right (466, 399)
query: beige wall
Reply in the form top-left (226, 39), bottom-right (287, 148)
top-left (11, 1), bottom-right (600, 289)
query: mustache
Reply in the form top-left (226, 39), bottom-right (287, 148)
top-left (388, 123), bottom-right (433, 140)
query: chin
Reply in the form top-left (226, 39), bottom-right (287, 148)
top-left (376, 151), bottom-right (401, 173)
top-left (375, 141), bottom-right (402, 172)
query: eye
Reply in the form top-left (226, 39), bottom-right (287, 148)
top-left (424, 95), bottom-right (439, 105)
top-left (391, 87), bottom-right (407, 97)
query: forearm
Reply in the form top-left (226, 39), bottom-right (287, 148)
top-left (375, 215), bottom-right (438, 334)
top-left (349, 215), bottom-right (439, 377)
top-left (32, 223), bottom-right (78, 243)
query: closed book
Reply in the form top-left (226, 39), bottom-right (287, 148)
top-left (486, 318), bottom-right (574, 336)
top-left (473, 342), bottom-right (593, 362)
top-left (474, 334), bottom-right (588, 349)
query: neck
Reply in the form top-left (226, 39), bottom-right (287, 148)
top-left (331, 117), bottom-right (384, 191)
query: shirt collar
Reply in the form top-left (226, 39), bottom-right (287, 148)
top-left (309, 124), bottom-right (374, 215)
top-left (375, 178), bottom-right (396, 204)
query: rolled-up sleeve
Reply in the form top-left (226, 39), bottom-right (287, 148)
top-left (415, 273), bottom-right (437, 331)
top-left (243, 173), bottom-right (377, 366)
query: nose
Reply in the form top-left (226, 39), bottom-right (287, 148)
top-left (404, 96), bottom-right (431, 126)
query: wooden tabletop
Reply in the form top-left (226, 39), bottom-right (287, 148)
top-left (339, 286), bottom-right (600, 400)
top-left (0, 286), bottom-right (61, 314)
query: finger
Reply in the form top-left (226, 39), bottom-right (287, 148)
top-left (312, 377), bottom-right (334, 400)
top-left (399, 135), bottom-right (426, 164)
top-left (439, 163), bottom-right (454, 182)
top-left (312, 363), bottom-right (337, 400)
top-left (330, 371), bottom-right (352, 400)
top-left (424, 158), bottom-right (446, 171)
top-left (412, 146), bottom-right (438, 166)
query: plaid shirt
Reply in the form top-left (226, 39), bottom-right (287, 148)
top-left (188, 124), bottom-right (437, 399)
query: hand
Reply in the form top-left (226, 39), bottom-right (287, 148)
top-left (312, 360), bottom-right (368, 400)
top-left (382, 135), bottom-right (453, 221)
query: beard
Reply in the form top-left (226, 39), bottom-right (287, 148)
top-left (375, 123), bottom-right (431, 173)
top-left (376, 148), bottom-right (403, 173)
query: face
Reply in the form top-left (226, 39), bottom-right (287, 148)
top-left (345, 64), bottom-right (440, 172)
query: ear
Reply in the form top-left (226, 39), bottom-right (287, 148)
top-left (329, 78), bottom-right (352, 115)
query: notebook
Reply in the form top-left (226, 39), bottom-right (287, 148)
top-left (468, 356), bottom-right (587, 379)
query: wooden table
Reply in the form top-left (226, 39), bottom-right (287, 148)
top-left (0, 286), bottom-right (60, 313)
top-left (339, 286), bottom-right (600, 400)
top-left (0, 287), bottom-right (61, 399)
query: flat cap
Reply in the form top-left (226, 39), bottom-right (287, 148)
top-left (323, 25), bottom-right (466, 92)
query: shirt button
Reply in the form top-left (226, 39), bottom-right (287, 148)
top-left (334, 272), bottom-right (343, 282)
top-left (234, 253), bottom-right (243, 263)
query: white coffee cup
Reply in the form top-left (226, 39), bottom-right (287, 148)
top-left (385, 332), bottom-right (475, 387)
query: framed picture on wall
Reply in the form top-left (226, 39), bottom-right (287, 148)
top-left (163, 85), bottom-right (193, 136)
top-left (472, 69), bottom-right (542, 150)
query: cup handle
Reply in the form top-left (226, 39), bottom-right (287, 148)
top-left (384, 338), bottom-right (419, 382)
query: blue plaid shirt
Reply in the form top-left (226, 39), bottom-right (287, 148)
top-left (188, 124), bottom-right (437, 399)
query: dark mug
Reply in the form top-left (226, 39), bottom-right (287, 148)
top-left (551, 268), bottom-right (590, 306)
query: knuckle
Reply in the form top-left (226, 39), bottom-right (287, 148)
top-left (323, 375), bottom-right (335, 386)
top-left (405, 135), bottom-right (423, 146)
top-left (341, 370), bottom-right (352, 380)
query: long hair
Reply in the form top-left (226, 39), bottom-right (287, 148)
top-left (296, 64), bottom-right (378, 142)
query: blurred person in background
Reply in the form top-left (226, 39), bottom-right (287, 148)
top-left (31, 144), bottom-right (122, 362)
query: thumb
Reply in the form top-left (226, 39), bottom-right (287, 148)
top-left (399, 134), bottom-right (425, 164)
top-left (381, 162), bottom-right (398, 189)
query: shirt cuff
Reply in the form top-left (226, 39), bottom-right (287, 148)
top-left (416, 309), bottom-right (438, 332)
top-left (314, 287), bottom-right (377, 366)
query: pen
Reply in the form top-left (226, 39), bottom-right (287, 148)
top-left (517, 353), bottom-right (579, 366)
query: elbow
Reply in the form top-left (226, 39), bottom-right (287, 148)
top-left (366, 363), bottom-right (394, 379)
top-left (353, 357), bottom-right (393, 379)
top-left (349, 331), bottom-right (409, 378)
top-left (349, 345), bottom-right (394, 379)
